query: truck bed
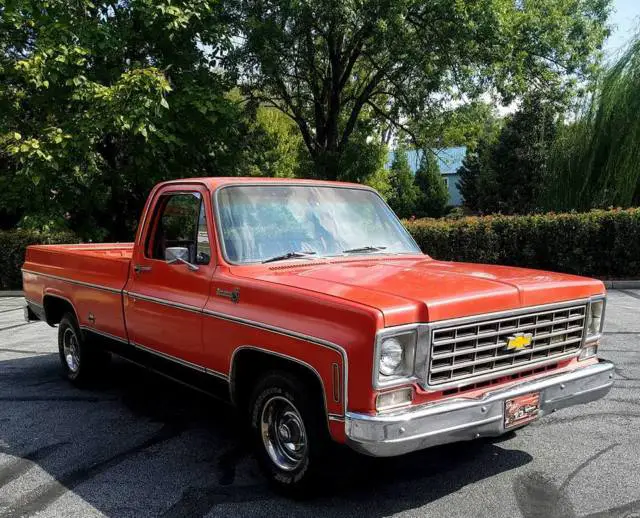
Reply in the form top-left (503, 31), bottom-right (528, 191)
top-left (22, 243), bottom-right (134, 341)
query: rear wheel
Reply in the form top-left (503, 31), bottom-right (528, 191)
top-left (58, 312), bottom-right (110, 385)
top-left (248, 371), bottom-right (330, 495)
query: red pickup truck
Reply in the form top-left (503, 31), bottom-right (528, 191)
top-left (22, 177), bottom-right (613, 492)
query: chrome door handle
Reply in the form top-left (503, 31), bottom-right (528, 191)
top-left (134, 264), bottom-right (152, 274)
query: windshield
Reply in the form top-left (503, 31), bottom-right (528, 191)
top-left (216, 185), bottom-right (421, 264)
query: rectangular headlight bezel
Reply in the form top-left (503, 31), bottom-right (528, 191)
top-left (585, 296), bottom-right (606, 342)
top-left (373, 325), bottom-right (421, 389)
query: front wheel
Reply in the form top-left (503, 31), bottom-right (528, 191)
top-left (248, 371), bottom-right (330, 495)
top-left (58, 312), bottom-right (110, 385)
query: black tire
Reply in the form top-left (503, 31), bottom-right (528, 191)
top-left (58, 312), bottom-right (110, 385)
top-left (248, 370), bottom-right (330, 496)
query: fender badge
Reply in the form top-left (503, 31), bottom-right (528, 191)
top-left (216, 288), bottom-right (240, 304)
top-left (505, 332), bottom-right (533, 351)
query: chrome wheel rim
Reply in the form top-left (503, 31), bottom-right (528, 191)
top-left (62, 328), bottom-right (80, 373)
top-left (260, 395), bottom-right (307, 471)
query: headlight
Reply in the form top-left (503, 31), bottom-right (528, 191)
top-left (586, 298), bottom-right (605, 339)
top-left (379, 338), bottom-right (404, 375)
top-left (375, 330), bottom-right (417, 387)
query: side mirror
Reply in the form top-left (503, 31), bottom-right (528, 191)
top-left (165, 247), bottom-right (199, 271)
top-left (165, 247), bottom-right (189, 262)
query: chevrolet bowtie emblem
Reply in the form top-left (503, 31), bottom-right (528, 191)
top-left (505, 332), bottom-right (533, 351)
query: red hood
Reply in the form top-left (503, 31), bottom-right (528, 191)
top-left (230, 256), bottom-right (604, 326)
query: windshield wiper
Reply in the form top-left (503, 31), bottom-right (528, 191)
top-left (262, 251), bottom-right (317, 264)
top-left (342, 246), bottom-right (388, 254)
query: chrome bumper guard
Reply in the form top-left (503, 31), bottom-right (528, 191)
top-left (346, 360), bottom-right (614, 457)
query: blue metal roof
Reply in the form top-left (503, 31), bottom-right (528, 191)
top-left (388, 146), bottom-right (467, 175)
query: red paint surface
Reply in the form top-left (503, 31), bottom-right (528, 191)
top-left (22, 178), bottom-right (606, 443)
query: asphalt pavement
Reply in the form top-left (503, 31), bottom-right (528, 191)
top-left (0, 291), bottom-right (639, 517)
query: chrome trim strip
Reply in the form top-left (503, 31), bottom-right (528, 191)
top-left (209, 308), bottom-right (349, 413)
top-left (229, 346), bottom-right (331, 420)
top-left (124, 293), bottom-right (349, 413)
top-left (80, 325), bottom-right (129, 345)
top-left (125, 291), bottom-right (202, 314)
top-left (26, 269), bottom-right (349, 413)
top-left (24, 298), bottom-right (44, 310)
top-left (204, 368), bottom-right (230, 381)
top-left (133, 341), bottom-right (229, 381)
top-left (21, 269), bottom-right (123, 294)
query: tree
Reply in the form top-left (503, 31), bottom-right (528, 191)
top-left (413, 102), bottom-right (501, 152)
top-left (228, 0), bottom-right (610, 181)
top-left (0, 0), bottom-right (245, 239)
top-left (544, 35), bottom-right (640, 210)
top-left (414, 152), bottom-right (448, 218)
top-left (243, 106), bottom-right (308, 178)
top-left (457, 137), bottom-right (496, 212)
top-left (489, 96), bottom-right (559, 214)
top-left (458, 96), bottom-right (558, 214)
top-left (387, 147), bottom-right (419, 218)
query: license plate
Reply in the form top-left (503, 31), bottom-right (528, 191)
top-left (504, 392), bottom-right (540, 429)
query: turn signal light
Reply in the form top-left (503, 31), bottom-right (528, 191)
top-left (579, 343), bottom-right (598, 361)
top-left (376, 387), bottom-right (413, 411)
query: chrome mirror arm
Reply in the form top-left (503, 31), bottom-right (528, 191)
top-left (167, 256), bottom-right (200, 271)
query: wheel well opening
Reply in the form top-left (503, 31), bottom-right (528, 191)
top-left (231, 349), bottom-right (328, 418)
top-left (42, 296), bottom-right (76, 327)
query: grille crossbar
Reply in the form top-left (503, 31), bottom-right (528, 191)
top-left (428, 304), bottom-right (586, 387)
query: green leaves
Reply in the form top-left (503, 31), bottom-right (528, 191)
top-left (0, 0), bottom-right (240, 240)
top-left (229, 0), bottom-right (610, 180)
top-left (387, 147), bottom-right (420, 218)
top-left (405, 208), bottom-right (640, 279)
top-left (414, 152), bottom-right (449, 218)
top-left (458, 95), bottom-right (559, 215)
top-left (545, 34), bottom-right (640, 211)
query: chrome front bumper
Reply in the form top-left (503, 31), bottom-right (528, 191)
top-left (346, 360), bottom-right (614, 457)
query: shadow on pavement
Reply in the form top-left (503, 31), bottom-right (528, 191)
top-left (0, 352), bottom-right (533, 517)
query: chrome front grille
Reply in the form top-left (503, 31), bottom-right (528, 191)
top-left (428, 304), bottom-right (587, 387)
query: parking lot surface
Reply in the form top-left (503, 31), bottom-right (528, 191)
top-left (1, 291), bottom-right (639, 518)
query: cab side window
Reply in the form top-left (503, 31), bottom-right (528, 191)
top-left (147, 192), bottom-right (211, 265)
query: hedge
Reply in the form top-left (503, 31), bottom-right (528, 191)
top-left (404, 208), bottom-right (640, 279)
top-left (2, 208), bottom-right (639, 291)
top-left (0, 230), bottom-right (78, 290)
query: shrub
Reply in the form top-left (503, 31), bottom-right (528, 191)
top-left (0, 230), bottom-right (78, 290)
top-left (404, 208), bottom-right (640, 279)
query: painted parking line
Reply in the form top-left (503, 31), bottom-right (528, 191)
top-left (0, 308), bottom-right (23, 315)
top-left (0, 322), bottom-right (32, 333)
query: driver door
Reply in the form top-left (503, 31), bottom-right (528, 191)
top-left (125, 184), bottom-right (215, 366)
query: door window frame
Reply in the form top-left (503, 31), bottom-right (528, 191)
top-left (135, 183), bottom-right (217, 269)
